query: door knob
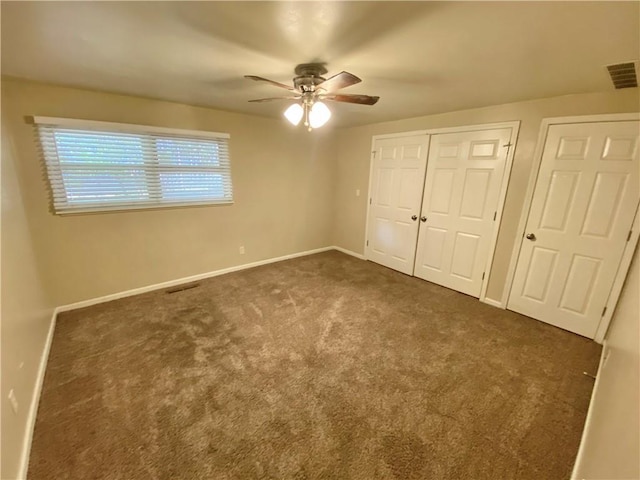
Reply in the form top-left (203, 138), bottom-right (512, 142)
top-left (411, 215), bottom-right (418, 221)
top-left (420, 216), bottom-right (427, 222)
top-left (525, 233), bottom-right (536, 241)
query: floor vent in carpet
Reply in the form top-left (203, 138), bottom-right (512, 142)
top-left (165, 283), bottom-right (200, 294)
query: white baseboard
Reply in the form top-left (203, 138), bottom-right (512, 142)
top-left (332, 245), bottom-right (366, 260)
top-left (481, 297), bottom-right (505, 309)
top-left (19, 246), bottom-right (335, 477)
top-left (570, 340), bottom-right (608, 480)
top-left (57, 246), bottom-right (335, 312)
top-left (18, 307), bottom-right (57, 480)
top-left (20, 244), bottom-right (361, 476)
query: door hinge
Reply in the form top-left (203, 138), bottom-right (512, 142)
top-left (482, 272), bottom-right (485, 280)
top-left (493, 211), bottom-right (497, 221)
top-left (503, 141), bottom-right (513, 156)
top-left (369, 198), bottom-right (372, 205)
top-left (366, 240), bottom-right (369, 246)
top-left (602, 306), bottom-right (607, 317)
top-left (627, 230), bottom-right (632, 241)
top-left (372, 151), bottom-right (376, 158)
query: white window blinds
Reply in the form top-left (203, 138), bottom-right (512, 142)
top-left (34, 117), bottom-right (233, 214)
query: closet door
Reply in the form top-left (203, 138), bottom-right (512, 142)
top-left (413, 128), bottom-right (512, 297)
top-left (366, 134), bottom-right (429, 275)
top-left (508, 121), bottom-right (639, 338)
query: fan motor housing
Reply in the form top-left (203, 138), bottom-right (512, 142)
top-left (293, 75), bottom-right (325, 92)
top-left (293, 63), bottom-right (328, 92)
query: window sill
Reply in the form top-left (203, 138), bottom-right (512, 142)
top-left (53, 200), bottom-right (234, 216)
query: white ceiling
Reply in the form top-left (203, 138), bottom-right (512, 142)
top-left (2, 1), bottom-right (638, 127)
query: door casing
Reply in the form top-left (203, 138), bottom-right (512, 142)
top-left (503, 113), bottom-right (640, 344)
top-left (364, 121), bottom-right (520, 306)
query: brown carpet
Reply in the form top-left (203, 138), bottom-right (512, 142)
top-left (28, 251), bottom-right (600, 480)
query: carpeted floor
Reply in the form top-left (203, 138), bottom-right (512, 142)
top-left (28, 251), bottom-right (601, 480)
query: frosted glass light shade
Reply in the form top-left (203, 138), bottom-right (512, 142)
top-left (309, 102), bottom-right (331, 128)
top-left (284, 103), bottom-right (304, 125)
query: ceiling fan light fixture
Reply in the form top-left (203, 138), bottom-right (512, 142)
top-left (248, 65), bottom-right (377, 130)
top-left (284, 103), bottom-right (303, 125)
top-left (309, 101), bottom-right (331, 129)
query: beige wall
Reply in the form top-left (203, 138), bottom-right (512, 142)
top-left (1, 78), bottom-right (337, 306)
top-left (1, 108), bottom-right (55, 479)
top-left (2, 77), bottom-right (639, 479)
top-left (572, 246), bottom-right (639, 479)
top-left (332, 89), bottom-right (640, 301)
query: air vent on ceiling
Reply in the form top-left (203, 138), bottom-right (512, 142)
top-left (606, 62), bottom-right (638, 89)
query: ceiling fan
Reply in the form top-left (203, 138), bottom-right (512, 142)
top-left (245, 63), bottom-right (380, 130)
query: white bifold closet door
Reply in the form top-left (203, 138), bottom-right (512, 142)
top-left (366, 134), bottom-right (429, 275)
top-left (413, 128), bottom-right (512, 297)
top-left (508, 121), bottom-right (639, 338)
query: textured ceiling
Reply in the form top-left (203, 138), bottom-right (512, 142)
top-left (2, 1), bottom-right (639, 127)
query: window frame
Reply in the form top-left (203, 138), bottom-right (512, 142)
top-left (33, 116), bottom-right (233, 215)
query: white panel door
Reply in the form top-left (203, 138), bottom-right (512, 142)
top-left (366, 134), bottom-right (429, 275)
top-left (508, 121), bottom-right (640, 338)
top-left (413, 128), bottom-right (512, 297)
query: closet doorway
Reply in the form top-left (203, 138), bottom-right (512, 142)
top-left (365, 122), bottom-right (519, 301)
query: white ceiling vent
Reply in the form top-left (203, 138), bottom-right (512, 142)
top-left (606, 62), bottom-right (638, 89)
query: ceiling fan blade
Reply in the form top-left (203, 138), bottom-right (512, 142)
top-left (248, 96), bottom-right (301, 103)
top-left (322, 94), bottom-right (380, 105)
top-left (315, 71), bottom-right (361, 93)
top-left (245, 75), bottom-right (296, 91)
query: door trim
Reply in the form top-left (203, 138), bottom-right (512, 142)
top-left (424, 122), bottom-right (520, 136)
top-left (475, 122), bottom-right (520, 305)
top-left (371, 130), bottom-right (429, 140)
top-left (503, 113), bottom-right (640, 343)
top-left (594, 202), bottom-right (639, 343)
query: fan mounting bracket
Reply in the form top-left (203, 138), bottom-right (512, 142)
top-left (294, 63), bottom-right (328, 77)
top-left (293, 63), bottom-right (328, 93)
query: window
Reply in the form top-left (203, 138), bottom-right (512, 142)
top-left (34, 117), bottom-right (232, 214)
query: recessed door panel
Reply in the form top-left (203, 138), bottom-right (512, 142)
top-left (372, 218), bottom-right (392, 255)
top-left (393, 220), bottom-right (414, 261)
top-left (508, 120), bottom-right (640, 338)
top-left (601, 136), bottom-right (637, 161)
top-left (366, 135), bottom-right (430, 275)
top-left (380, 145), bottom-right (396, 161)
top-left (438, 143), bottom-right (459, 158)
top-left (539, 171), bottom-right (580, 231)
top-left (402, 144), bottom-right (422, 160)
top-left (521, 247), bottom-right (558, 302)
top-left (398, 168), bottom-right (422, 210)
top-left (459, 169), bottom-right (492, 220)
top-left (557, 137), bottom-right (589, 160)
top-left (470, 140), bottom-right (499, 159)
top-left (580, 172), bottom-right (628, 238)
top-left (429, 169), bottom-right (456, 214)
top-left (421, 227), bottom-right (447, 271)
top-left (559, 255), bottom-right (601, 315)
top-left (450, 232), bottom-right (480, 280)
top-left (414, 127), bottom-right (513, 297)
top-left (376, 168), bottom-right (394, 206)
